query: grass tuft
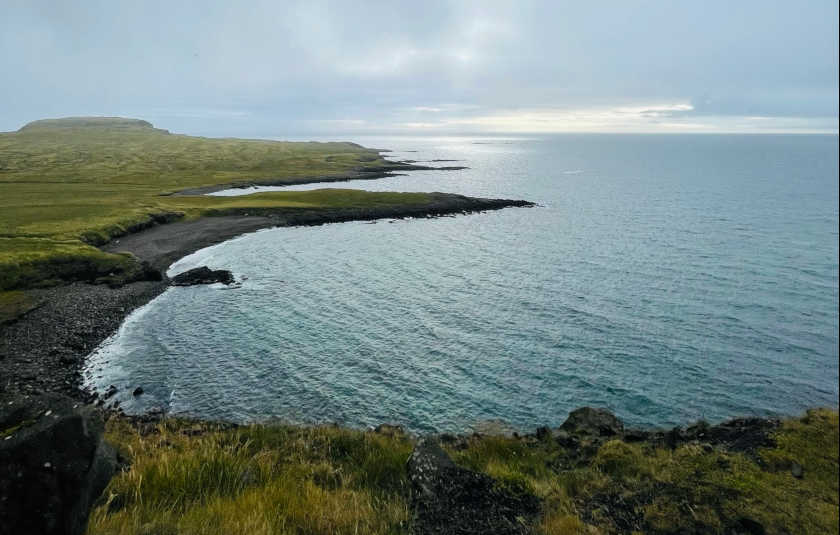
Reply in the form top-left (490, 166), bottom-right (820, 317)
top-left (88, 418), bottom-right (412, 535)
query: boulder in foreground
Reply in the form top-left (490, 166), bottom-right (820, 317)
top-left (0, 393), bottom-right (117, 535)
top-left (408, 438), bottom-right (539, 535)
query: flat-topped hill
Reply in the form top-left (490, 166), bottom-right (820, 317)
top-left (0, 116), bottom-right (382, 187)
top-left (18, 116), bottom-right (160, 132)
top-left (0, 117), bottom-right (528, 292)
top-left (0, 117), bottom-right (402, 291)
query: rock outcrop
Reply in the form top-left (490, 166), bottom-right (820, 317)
top-left (555, 407), bottom-right (779, 455)
top-left (652, 416), bottom-right (780, 453)
top-left (407, 438), bottom-right (539, 535)
top-left (560, 406), bottom-right (625, 437)
top-left (170, 266), bottom-right (234, 286)
top-left (0, 393), bottom-right (117, 535)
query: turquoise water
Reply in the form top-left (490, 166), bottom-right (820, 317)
top-left (84, 135), bottom-right (839, 432)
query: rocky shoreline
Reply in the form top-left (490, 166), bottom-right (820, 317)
top-left (172, 160), bottom-right (469, 195)
top-left (0, 192), bottom-right (533, 402)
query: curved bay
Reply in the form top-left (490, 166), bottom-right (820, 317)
top-left (84, 134), bottom-right (839, 432)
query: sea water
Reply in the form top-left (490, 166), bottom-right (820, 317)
top-left (84, 134), bottom-right (839, 432)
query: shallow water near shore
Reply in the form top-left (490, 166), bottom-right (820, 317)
top-left (84, 134), bottom-right (839, 432)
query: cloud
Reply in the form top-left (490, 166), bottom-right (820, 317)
top-left (0, 0), bottom-right (837, 134)
top-left (387, 103), bottom-right (838, 134)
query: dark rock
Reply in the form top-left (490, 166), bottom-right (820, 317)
top-left (103, 385), bottom-right (118, 400)
top-left (65, 337), bottom-right (87, 351)
top-left (560, 407), bottom-right (625, 437)
top-left (706, 417), bottom-right (779, 453)
top-left (535, 426), bottom-right (551, 440)
top-left (734, 516), bottom-right (766, 535)
top-left (439, 433), bottom-right (458, 444)
top-left (554, 429), bottom-right (580, 448)
top-left (0, 393), bottom-right (117, 535)
top-left (657, 417), bottom-right (779, 454)
top-left (408, 439), bottom-right (539, 535)
top-left (685, 419), bottom-right (711, 440)
top-left (623, 428), bottom-right (651, 442)
top-left (665, 426), bottom-right (685, 449)
top-left (373, 423), bottom-right (403, 436)
top-left (791, 462), bottom-right (803, 479)
top-left (135, 261), bottom-right (163, 283)
top-left (132, 387), bottom-right (144, 397)
top-left (170, 266), bottom-right (235, 286)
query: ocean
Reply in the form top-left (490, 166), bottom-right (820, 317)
top-left (84, 134), bottom-right (839, 432)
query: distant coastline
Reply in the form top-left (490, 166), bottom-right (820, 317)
top-left (173, 161), bottom-right (469, 196)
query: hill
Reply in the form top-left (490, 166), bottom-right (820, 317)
top-left (0, 117), bottom-right (438, 291)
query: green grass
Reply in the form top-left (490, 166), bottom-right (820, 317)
top-left (0, 117), bottom-right (429, 291)
top-left (0, 289), bottom-right (42, 323)
top-left (89, 419), bottom-right (413, 535)
top-left (449, 409), bottom-right (839, 535)
top-left (87, 410), bottom-right (838, 535)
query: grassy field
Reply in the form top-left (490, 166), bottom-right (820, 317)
top-left (88, 409), bottom-right (838, 535)
top-left (0, 117), bottom-right (428, 291)
top-left (0, 289), bottom-right (42, 324)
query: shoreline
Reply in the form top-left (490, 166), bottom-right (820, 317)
top-left (0, 192), bottom-right (533, 403)
top-left (172, 160), bottom-right (468, 196)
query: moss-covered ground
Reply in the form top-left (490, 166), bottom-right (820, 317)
top-left (88, 409), bottom-right (838, 535)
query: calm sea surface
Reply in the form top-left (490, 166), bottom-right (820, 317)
top-left (84, 134), bottom-right (839, 432)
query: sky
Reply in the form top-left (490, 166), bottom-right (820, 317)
top-left (1, 0), bottom-right (838, 136)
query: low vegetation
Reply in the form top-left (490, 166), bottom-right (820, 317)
top-left (454, 408), bottom-right (839, 534)
top-left (88, 409), bottom-right (838, 535)
top-left (89, 419), bottom-right (414, 535)
top-left (0, 117), bottom-right (426, 291)
top-left (0, 289), bottom-right (42, 323)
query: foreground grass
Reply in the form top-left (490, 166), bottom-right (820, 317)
top-left (88, 410), bottom-right (838, 535)
top-left (454, 409), bottom-right (839, 535)
top-left (90, 420), bottom-right (414, 535)
top-left (0, 117), bottom-right (426, 290)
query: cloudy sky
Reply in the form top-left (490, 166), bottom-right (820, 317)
top-left (1, 0), bottom-right (837, 136)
